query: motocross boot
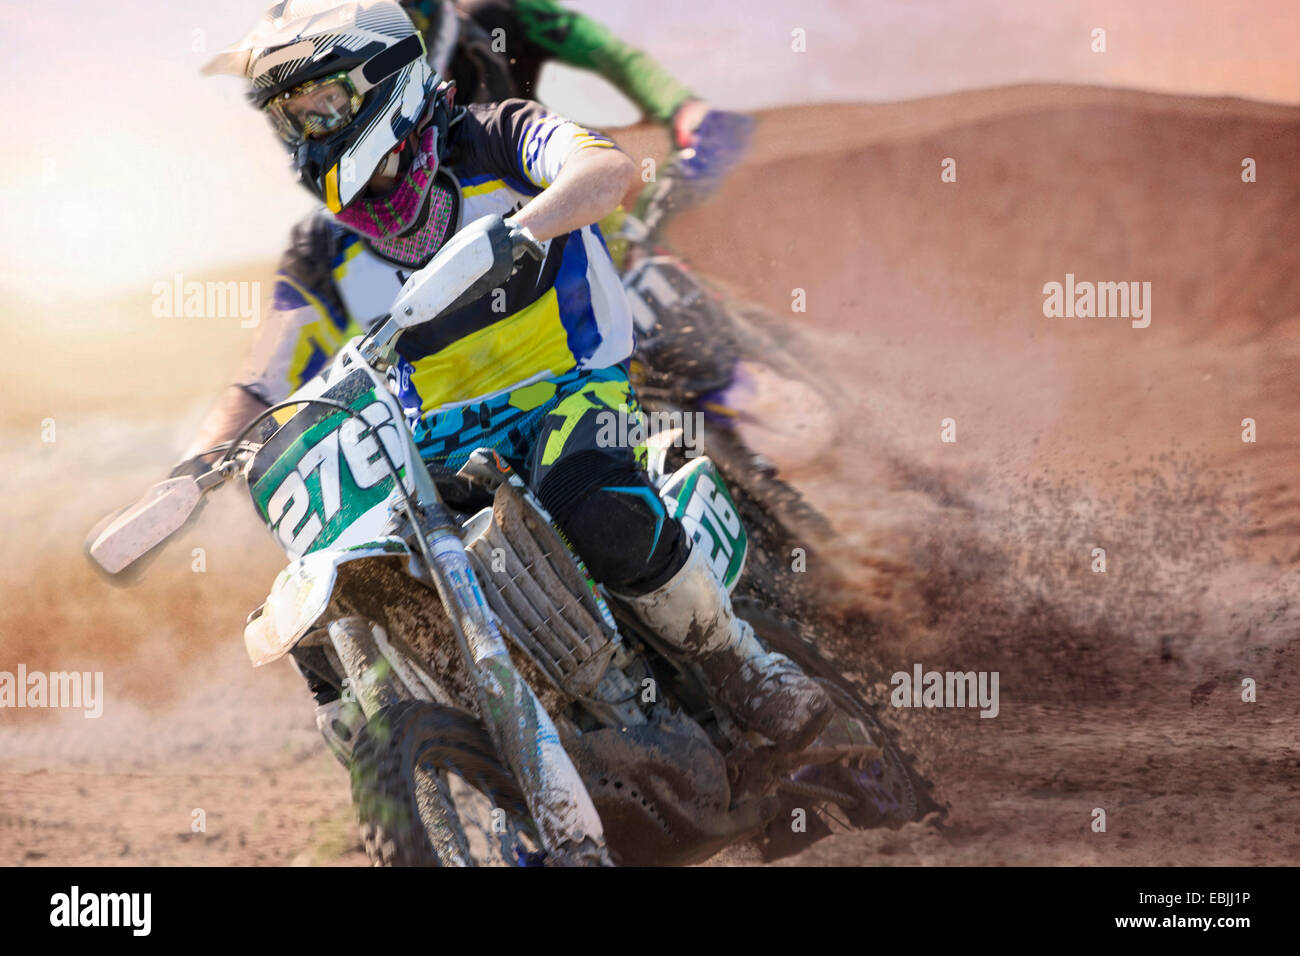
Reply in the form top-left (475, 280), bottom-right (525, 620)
top-left (622, 543), bottom-right (832, 750)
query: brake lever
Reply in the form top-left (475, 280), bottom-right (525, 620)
top-left (196, 458), bottom-right (243, 490)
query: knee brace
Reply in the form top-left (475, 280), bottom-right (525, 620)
top-left (535, 450), bottom-right (688, 594)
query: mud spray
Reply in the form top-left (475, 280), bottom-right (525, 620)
top-left (2, 87), bottom-right (1297, 865)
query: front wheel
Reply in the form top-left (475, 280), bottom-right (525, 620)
top-left (349, 701), bottom-right (542, 866)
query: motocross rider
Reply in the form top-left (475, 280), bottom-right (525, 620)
top-left (402, 0), bottom-right (753, 209)
top-left (188, 0), bottom-right (829, 750)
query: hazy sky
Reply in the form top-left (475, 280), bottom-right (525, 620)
top-left (1, 0), bottom-right (1295, 302)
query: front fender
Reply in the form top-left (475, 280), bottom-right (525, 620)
top-left (243, 537), bottom-right (414, 666)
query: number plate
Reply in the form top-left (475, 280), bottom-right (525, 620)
top-left (659, 457), bottom-right (747, 592)
top-left (248, 369), bottom-right (409, 559)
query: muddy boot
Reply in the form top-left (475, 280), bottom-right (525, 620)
top-left (622, 544), bottom-right (832, 749)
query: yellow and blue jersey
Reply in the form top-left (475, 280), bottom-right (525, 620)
top-left (238, 99), bottom-right (633, 419)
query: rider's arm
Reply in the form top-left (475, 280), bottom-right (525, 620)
top-left (508, 144), bottom-right (636, 241)
top-left (510, 0), bottom-right (696, 126)
top-left (178, 386), bottom-right (269, 467)
top-left (174, 275), bottom-right (343, 471)
top-left (175, 217), bottom-right (356, 470)
top-left (460, 99), bottom-right (637, 239)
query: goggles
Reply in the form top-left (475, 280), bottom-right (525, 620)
top-left (262, 33), bottom-right (426, 145)
top-left (266, 72), bottom-right (364, 144)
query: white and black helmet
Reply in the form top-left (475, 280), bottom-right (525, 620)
top-left (205, 0), bottom-right (436, 212)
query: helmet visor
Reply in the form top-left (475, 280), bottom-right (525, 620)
top-left (265, 73), bottom-right (364, 145)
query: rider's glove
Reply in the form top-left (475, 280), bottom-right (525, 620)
top-left (672, 106), bottom-right (755, 198)
top-left (503, 217), bottom-right (545, 264)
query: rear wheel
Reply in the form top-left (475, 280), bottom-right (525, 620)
top-left (734, 599), bottom-right (940, 856)
top-left (349, 701), bottom-right (542, 866)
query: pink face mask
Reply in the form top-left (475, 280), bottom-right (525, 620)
top-left (335, 122), bottom-right (457, 265)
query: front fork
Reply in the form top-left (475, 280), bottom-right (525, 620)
top-left (331, 495), bottom-right (610, 866)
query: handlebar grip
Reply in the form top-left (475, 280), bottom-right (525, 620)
top-left (440, 214), bottom-right (518, 314)
top-left (391, 214), bottom-right (518, 328)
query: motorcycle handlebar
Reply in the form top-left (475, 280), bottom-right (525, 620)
top-left (389, 213), bottom-right (519, 331)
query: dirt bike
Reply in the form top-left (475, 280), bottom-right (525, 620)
top-left (88, 214), bottom-right (931, 866)
top-left (616, 157), bottom-right (840, 608)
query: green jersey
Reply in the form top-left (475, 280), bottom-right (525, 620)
top-left (413, 0), bottom-right (696, 124)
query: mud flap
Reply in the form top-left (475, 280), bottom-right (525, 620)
top-left (243, 538), bottom-right (414, 666)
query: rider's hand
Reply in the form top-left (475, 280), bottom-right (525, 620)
top-left (669, 104), bottom-right (754, 198)
top-left (672, 98), bottom-right (713, 150)
top-left (503, 217), bottom-right (545, 263)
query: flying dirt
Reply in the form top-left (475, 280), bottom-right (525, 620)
top-left (2, 84), bottom-right (1297, 865)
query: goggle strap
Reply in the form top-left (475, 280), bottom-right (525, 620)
top-left (349, 33), bottom-right (426, 95)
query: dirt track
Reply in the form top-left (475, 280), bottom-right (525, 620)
top-left (2, 85), bottom-right (1298, 866)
